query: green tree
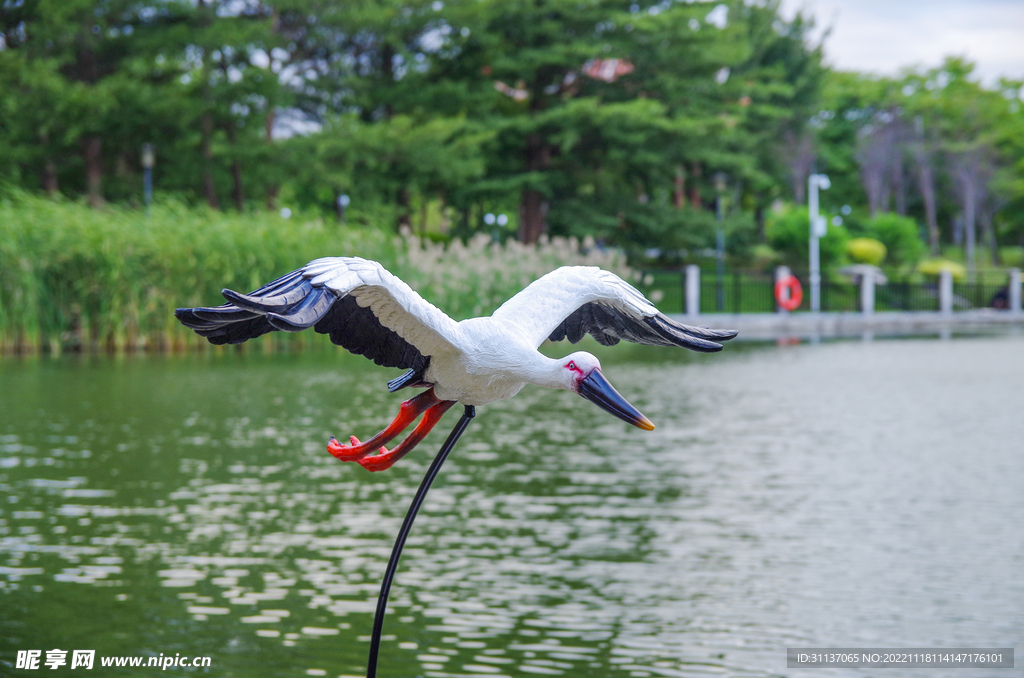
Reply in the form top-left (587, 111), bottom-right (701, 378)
top-left (726, 0), bottom-right (824, 237)
top-left (298, 113), bottom-right (489, 230)
top-left (814, 60), bottom-right (1024, 265)
top-left (0, 0), bottom-right (180, 205)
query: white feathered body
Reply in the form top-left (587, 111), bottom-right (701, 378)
top-left (302, 259), bottom-right (652, 406)
top-left (425, 317), bottom-right (549, 405)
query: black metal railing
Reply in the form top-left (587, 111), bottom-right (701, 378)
top-left (696, 271), bottom-right (776, 314)
top-left (646, 269), bottom-right (1017, 315)
top-left (876, 281), bottom-right (940, 312)
top-left (953, 279), bottom-right (1012, 310)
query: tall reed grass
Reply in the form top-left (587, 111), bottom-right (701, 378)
top-left (395, 231), bottom-right (633, 320)
top-left (0, 192), bottom-right (391, 352)
top-left (1, 193), bottom-right (634, 353)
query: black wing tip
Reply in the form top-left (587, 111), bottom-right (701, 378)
top-left (221, 288), bottom-right (249, 308)
top-left (221, 286), bottom-right (279, 312)
top-left (175, 267), bottom-right (332, 347)
top-left (700, 326), bottom-right (739, 342)
top-left (547, 304), bottom-right (738, 352)
top-left (647, 315), bottom-right (739, 352)
top-left (659, 316), bottom-right (739, 341)
top-left (174, 307), bottom-right (209, 330)
top-left (671, 320), bottom-right (738, 342)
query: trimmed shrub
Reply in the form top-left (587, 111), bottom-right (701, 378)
top-left (864, 213), bottom-right (925, 270)
top-left (919, 259), bottom-right (967, 280)
top-left (846, 237), bottom-right (887, 266)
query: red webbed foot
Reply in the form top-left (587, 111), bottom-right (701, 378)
top-left (326, 390), bottom-right (442, 463)
top-left (355, 444), bottom-right (401, 472)
top-left (356, 400), bottom-right (456, 472)
top-left (327, 435), bottom-right (386, 461)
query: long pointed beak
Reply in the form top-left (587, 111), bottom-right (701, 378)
top-left (577, 368), bottom-right (655, 431)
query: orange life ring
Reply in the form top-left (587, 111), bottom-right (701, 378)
top-left (774, 275), bottom-right (803, 311)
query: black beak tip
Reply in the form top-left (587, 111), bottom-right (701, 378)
top-left (578, 369), bottom-right (656, 431)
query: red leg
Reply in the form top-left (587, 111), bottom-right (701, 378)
top-left (327, 390), bottom-right (441, 462)
top-left (357, 400), bottom-right (457, 472)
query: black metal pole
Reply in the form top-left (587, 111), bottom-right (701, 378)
top-left (366, 405), bottom-right (476, 678)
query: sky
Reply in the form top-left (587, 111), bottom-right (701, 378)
top-left (777, 0), bottom-right (1024, 85)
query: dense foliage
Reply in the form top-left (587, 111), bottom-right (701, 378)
top-left (1, 0), bottom-right (823, 253)
top-left (814, 61), bottom-right (1024, 271)
top-left (0, 1), bottom-right (1021, 276)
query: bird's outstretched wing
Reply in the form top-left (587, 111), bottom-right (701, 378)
top-left (492, 266), bottom-right (737, 352)
top-left (175, 258), bottom-right (462, 383)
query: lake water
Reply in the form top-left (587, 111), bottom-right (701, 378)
top-left (1, 334), bottom-right (1022, 677)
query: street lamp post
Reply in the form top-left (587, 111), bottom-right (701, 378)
top-left (714, 172), bottom-right (727, 312)
top-left (808, 173), bottom-right (830, 313)
top-left (141, 144), bottom-right (155, 212)
top-left (336, 194), bottom-right (350, 223)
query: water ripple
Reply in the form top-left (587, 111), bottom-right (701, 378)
top-left (1, 339), bottom-right (1023, 676)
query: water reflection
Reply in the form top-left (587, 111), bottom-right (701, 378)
top-left (2, 338), bottom-right (1023, 677)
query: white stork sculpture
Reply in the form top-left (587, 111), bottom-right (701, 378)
top-left (175, 257), bottom-right (736, 471)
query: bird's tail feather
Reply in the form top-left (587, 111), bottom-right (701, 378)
top-left (387, 368), bottom-right (430, 392)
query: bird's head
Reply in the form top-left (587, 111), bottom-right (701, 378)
top-left (558, 351), bottom-right (655, 431)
